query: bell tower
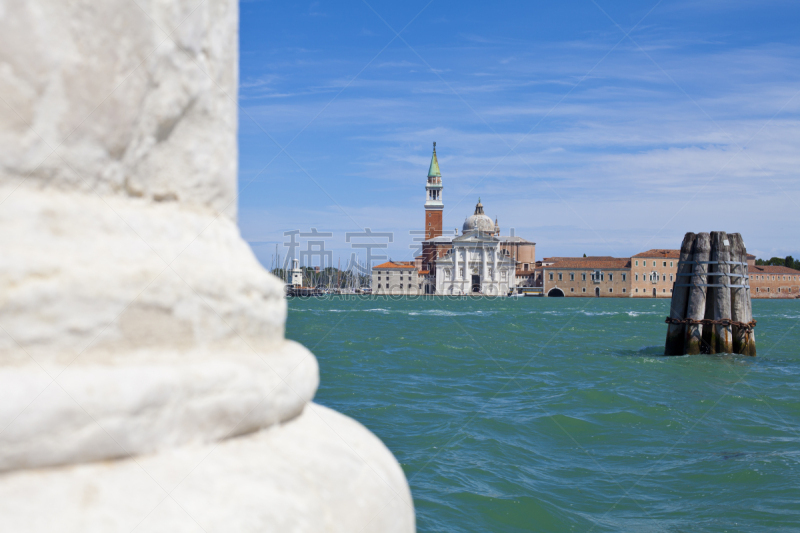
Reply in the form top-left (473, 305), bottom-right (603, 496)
top-left (424, 142), bottom-right (443, 240)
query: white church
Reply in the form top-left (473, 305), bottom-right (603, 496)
top-left (371, 143), bottom-right (535, 296)
top-left (434, 199), bottom-right (518, 295)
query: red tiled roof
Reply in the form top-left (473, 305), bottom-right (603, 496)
top-left (545, 258), bottom-right (631, 269)
top-left (418, 270), bottom-right (430, 275)
top-left (632, 249), bottom-right (680, 259)
top-left (373, 261), bottom-right (415, 270)
top-left (746, 253), bottom-right (756, 260)
top-left (750, 265), bottom-right (800, 274)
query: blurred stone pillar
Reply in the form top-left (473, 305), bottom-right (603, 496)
top-left (0, 1), bottom-right (414, 531)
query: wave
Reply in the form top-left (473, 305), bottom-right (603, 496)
top-left (408, 310), bottom-right (496, 317)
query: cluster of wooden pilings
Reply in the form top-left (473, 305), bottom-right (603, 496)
top-left (664, 232), bottom-right (756, 356)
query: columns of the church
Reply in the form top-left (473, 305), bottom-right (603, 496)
top-left (482, 246), bottom-right (488, 289)
top-left (463, 248), bottom-right (469, 280)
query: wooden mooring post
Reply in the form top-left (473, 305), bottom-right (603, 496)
top-left (664, 231), bottom-right (756, 356)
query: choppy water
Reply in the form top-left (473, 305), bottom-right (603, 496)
top-left (286, 297), bottom-right (800, 532)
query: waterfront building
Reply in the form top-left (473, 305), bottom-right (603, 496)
top-left (750, 265), bottom-right (800, 298)
top-left (631, 249), bottom-right (680, 298)
top-left (515, 266), bottom-right (538, 289)
top-left (541, 249), bottom-right (800, 299)
top-left (434, 200), bottom-right (518, 295)
top-left (542, 257), bottom-right (632, 297)
top-left (372, 261), bottom-right (426, 295)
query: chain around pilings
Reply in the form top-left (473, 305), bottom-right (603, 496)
top-left (664, 316), bottom-right (757, 333)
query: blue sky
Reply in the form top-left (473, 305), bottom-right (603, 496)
top-left (237, 0), bottom-right (800, 269)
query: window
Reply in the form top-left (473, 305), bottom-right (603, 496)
top-left (378, 277), bottom-right (381, 280)
top-left (622, 288), bottom-right (626, 293)
top-left (635, 274), bottom-right (639, 281)
top-left (418, 284), bottom-right (422, 289)
top-left (757, 287), bottom-right (760, 292)
top-left (378, 284), bottom-right (381, 288)
top-left (663, 261), bottom-right (667, 267)
top-left (635, 260), bottom-right (639, 266)
top-left (400, 284), bottom-right (403, 289)
top-left (582, 287), bottom-right (586, 293)
top-left (609, 288), bottom-right (613, 293)
top-left (570, 273), bottom-right (574, 281)
top-left (570, 288), bottom-right (574, 293)
top-left (670, 288), bottom-right (673, 293)
top-left (622, 273), bottom-right (627, 281)
top-left (524, 263), bottom-right (529, 270)
top-left (670, 261), bottom-right (674, 267)
top-left (549, 273), bottom-right (553, 281)
top-left (636, 288), bottom-right (639, 293)
top-left (662, 275), bottom-right (666, 282)
top-left (663, 288), bottom-right (666, 293)
top-left (558, 273), bottom-right (563, 281)
top-left (609, 273), bottom-right (614, 281)
top-left (582, 273), bottom-right (586, 281)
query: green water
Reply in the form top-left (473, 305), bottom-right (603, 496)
top-left (286, 297), bottom-right (800, 532)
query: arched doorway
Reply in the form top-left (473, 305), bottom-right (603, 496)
top-left (548, 288), bottom-right (565, 297)
top-left (652, 288), bottom-right (656, 297)
top-left (595, 287), bottom-right (600, 297)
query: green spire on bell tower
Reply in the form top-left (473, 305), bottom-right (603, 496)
top-left (427, 142), bottom-right (441, 178)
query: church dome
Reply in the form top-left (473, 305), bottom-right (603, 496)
top-left (462, 199), bottom-right (495, 234)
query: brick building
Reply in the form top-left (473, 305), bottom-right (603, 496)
top-left (750, 265), bottom-right (800, 298)
top-left (541, 248), bottom-right (800, 299)
top-left (631, 249), bottom-right (680, 298)
top-left (515, 267), bottom-right (538, 288)
top-left (542, 257), bottom-right (632, 297)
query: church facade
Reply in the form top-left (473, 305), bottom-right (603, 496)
top-left (372, 143), bottom-right (534, 296)
top-left (434, 200), bottom-right (518, 295)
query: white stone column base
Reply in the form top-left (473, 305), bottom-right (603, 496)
top-left (0, 403), bottom-right (415, 533)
